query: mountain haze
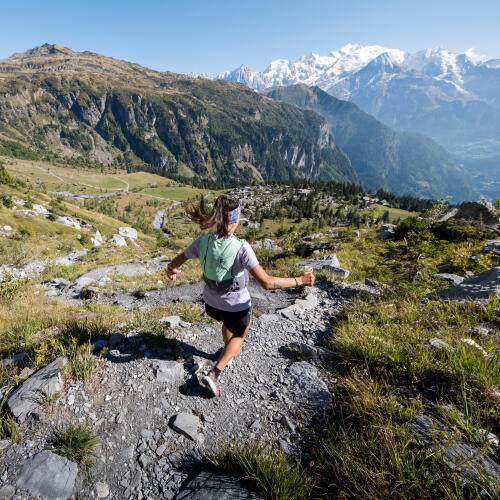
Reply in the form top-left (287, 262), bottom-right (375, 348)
top-left (0, 44), bottom-right (356, 185)
top-left (264, 85), bottom-right (474, 201)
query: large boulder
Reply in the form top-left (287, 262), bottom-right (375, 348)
top-left (431, 267), bottom-right (500, 301)
top-left (176, 472), bottom-right (262, 499)
top-left (439, 199), bottom-right (499, 230)
top-left (8, 357), bottom-right (67, 422)
top-left (16, 451), bottom-right (78, 499)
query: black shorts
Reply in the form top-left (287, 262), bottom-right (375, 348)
top-left (205, 303), bottom-right (251, 337)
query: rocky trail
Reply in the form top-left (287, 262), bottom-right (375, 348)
top-left (1, 242), bottom-right (500, 498)
top-left (0, 275), bottom-right (346, 499)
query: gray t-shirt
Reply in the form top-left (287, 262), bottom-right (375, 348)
top-left (184, 234), bottom-right (259, 312)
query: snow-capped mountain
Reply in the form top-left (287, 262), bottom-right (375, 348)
top-left (218, 44), bottom-right (500, 170)
top-left (217, 43), bottom-right (498, 104)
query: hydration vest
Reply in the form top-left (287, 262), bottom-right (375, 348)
top-left (199, 233), bottom-right (248, 294)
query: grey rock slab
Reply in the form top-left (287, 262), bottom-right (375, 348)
top-left (159, 315), bottom-right (181, 328)
top-left (411, 413), bottom-right (500, 485)
top-left (278, 293), bottom-right (319, 318)
top-left (483, 240), bottom-right (500, 255)
top-left (288, 342), bottom-right (334, 363)
top-left (437, 273), bottom-right (464, 285)
top-left (286, 361), bottom-right (332, 408)
top-left (176, 471), bottom-right (263, 499)
top-left (297, 253), bottom-right (340, 271)
top-left (425, 338), bottom-right (452, 350)
top-left (54, 249), bottom-right (88, 266)
top-left (153, 360), bottom-right (184, 383)
top-left (0, 439), bottom-right (10, 451)
top-left (16, 450), bottom-right (78, 499)
top-left (380, 224), bottom-right (396, 232)
top-left (376, 230), bottom-right (395, 241)
top-left (8, 357), bottom-right (67, 422)
top-left (172, 413), bottom-right (200, 441)
top-left (432, 266), bottom-right (500, 301)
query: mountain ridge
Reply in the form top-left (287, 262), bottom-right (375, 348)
top-left (0, 44), bottom-right (357, 186)
top-left (264, 84), bottom-right (474, 202)
top-left (217, 43), bottom-right (500, 160)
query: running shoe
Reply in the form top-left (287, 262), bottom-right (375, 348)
top-left (201, 370), bottom-right (220, 397)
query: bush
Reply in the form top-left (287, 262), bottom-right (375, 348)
top-left (395, 217), bottom-right (493, 243)
top-left (393, 217), bottom-right (428, 240)
top-left (432, 219), bottom-right (494, 242)
top-left (2, 196), bottom-right (13, 208)
top-left (0, 272), bottom-right (28, 303)
top-left (0, 164), bottom-right (16, 186)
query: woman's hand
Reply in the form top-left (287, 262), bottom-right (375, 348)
top-left (299, 270), bottom-right (315, 287)
top-left (166, 253), bottom-right (188, 281)
top-left (166, 267), bottom-right (181, 281)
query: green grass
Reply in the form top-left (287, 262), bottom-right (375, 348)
top-left (141, 186), bottom-right (207, 201)
top-left (0, 394), bottom-right (18, 443)
top-left (209, 443), bottom-right (312, 500)
top-left (53, 422), bottom-right (98, 468)
top-left (366, 203), bottom-right (417, 223)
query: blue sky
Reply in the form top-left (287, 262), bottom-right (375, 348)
top-left (1, 0), bottom-right (498, 74)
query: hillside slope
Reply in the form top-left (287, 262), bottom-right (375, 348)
top-left (0, 44), bottom-right (356, 185)
top-left (264, 85), bottom-right (475, 201)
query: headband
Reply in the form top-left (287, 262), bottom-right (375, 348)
top-left (228, 205), bottom-right (241, 224)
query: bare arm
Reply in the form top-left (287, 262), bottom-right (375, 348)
top-left (166, 252), bottom-right (188, 281)
top-left (249, 264), bottom-right (315, 290)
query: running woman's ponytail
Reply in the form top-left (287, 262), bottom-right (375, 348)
top-left (187, 195), bottom-right (239, 237)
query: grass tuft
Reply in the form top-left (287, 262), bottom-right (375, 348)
top-left (53, 422), bottom-right (98, 467)
top-left (0, 394), bottom-right (18, 443)
top-left (208, 442), bottom-right (312, 500)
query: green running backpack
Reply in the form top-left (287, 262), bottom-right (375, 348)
top-left (199, 233), bottom-right (247, 293)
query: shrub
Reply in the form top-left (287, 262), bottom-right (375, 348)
top-left (432, 219), bottom-right (493, 242)
top-left (18, 226), bottom-right (32, 238)
top-left (78, 233), bottom-right (90, 246)
top-left (0, 272), bottom-right (28, 304)
top-left (0, 164), bottom-right (16, 186)
top-left (2, 196), bottom-right (13, 208)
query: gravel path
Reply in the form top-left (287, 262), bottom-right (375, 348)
top-left (0, 283), bottom-right (343, 499)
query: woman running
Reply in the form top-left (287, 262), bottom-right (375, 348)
top-left (166, 195), bottom-right (315, 397)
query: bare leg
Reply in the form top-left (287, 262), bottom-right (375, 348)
top-left (221, 324), bottom-right (233, 346)
top-left (215, 320), bottom-right (251, 371)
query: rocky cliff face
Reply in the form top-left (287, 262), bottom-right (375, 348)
top-left (264, 85), bottom-right (476, 202)
top-left (0, 45), bottom-right (357, 185)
